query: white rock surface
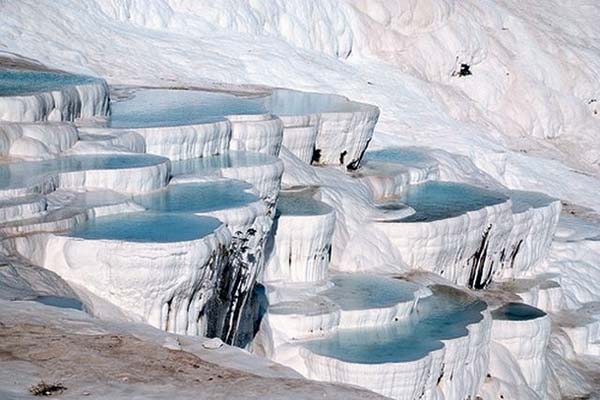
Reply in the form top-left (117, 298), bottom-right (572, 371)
top-left (0, 78), bottom-right (110, 123)
top-left (314, 107), bottom-right (379, 169)
top-left (228, 114), bottom-right (284, 157)
top-left (0, 122), bottom-right (79, 159)
top-left (264, 194), bottom-right (335, 284)
top-left (14, 222), bottom-right (232, 336)
top-left (73, 131), bottom-right (146, 154)
top-left (172, 153), bottom-right (284, 207)
top-left (498, 192), bottom-right (562, 279)
top-left (281, 125), bottom-right (318, 163)
top-left (85, 120), bottom-right (231, 160)
top-left (375, 199), bottom-right (514, 287)
top-left (0, 195), bottom-right (47, 224)
top-left (491, 306), bottom-right (551, 394)
top-left (355, 160), bottom-right (439, 201)
top-left (261, 290), bottom-right (491, 400)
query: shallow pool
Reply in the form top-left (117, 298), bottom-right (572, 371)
top-left (265, 89), bottom-right (364, 116)
top-left (508, 190), bottom-right (557, 213)
top-left (277, 190), bottom-right (332, 216)
top-left (302, 285), bottom-right (486, 363)
top-left (322, 275), bottom-right (418, 311)
top-left (0, 69), bottom-right (100, 97)
top-left (492, 302), bottom-right (546, 321)
top-left (364, 147), bottom-right (435, 168)
top-left (171, 151), bottom-right (276, 176)
top-left (108, 89), bottom-right (266, 128)
top-left (134, 181), bottom-right (258, 214)
top-left (395, 182), bottom-right (508, 223)
top-left (33, 295), bottom-right (84, 311)
top-left (107, 88), bottom-right (369, 129)
top-left (69, 212), bottom-right (221, 242)
top-left (0, 154), bottom-right (167, 190)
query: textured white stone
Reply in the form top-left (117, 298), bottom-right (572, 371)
top-left (498, 195), bottom-right (561, 279)
top-left (228, 114), bottom-right (284, 157)
top-left (0, 80), bottom-right (110, 123)
top-left (171, 157), bottom-right (284, 208)
top-left (85, 120), bottom-right (231, 160)
top-left (14, 223), bottom-right (232, 336)
top-left (0, 122), bottom-right (79, 159)
top-left (266, 91), bottom-right (379, 168)
top-left (355, 160), bottom-right (440, 201)
top-left (289, 308), bottom-right (492, 400)
top-left (491, 309), bottom-right (551, 394)
top-left (0, 155), bottom-right (170, 202)
top-left (314, 107), bottom-right (379, 168)
top-left (0, 190), bottom-right (144, 237)
top-left (281, 125), bottom-right (318, 163)
top-left (73, 131), bottom-right (146, 154)
top-left (375, 200), bottom-right (514, 286)
top-left (57, 159), bottom-right (170, 194)
top-left (264, 205), bottom-right (335, 284)
top-left (554, 302), bottom-right (600, 357)
top-left (0, 195), bottom-right (47, 224)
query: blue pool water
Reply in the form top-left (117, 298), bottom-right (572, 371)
top-left (0, 154), bottom-right (167, 190)
top-left (303, 285), bottom-right (486, 363)
top-left (395, 182), bottom-right (508, 223)
top-left (134, 181), bottom-right (258, 214)
top-left (322, 275), bottom-right (418, 311)
top-left (108, 89), bottom-right (266, 128)
top-left (492, 302), bottom-right (546, 321)
top-left (107, 88), bottom-right (368, 129)
top-left (69, 212), bottom-right (221, 242)
top-left (508, 190), bottom-right (557, 213)
top-left (364, 148), bottom-right (435, 168)
top-left (277, 191), bottom-right (332, 216)
top-left (265, 89), bottom-right (364, 116)
top-left (0, 69), bottom-right (99, 97)
top-left (171, 151), bottom-right (276, 176)
top-left (34, 295), bottom-right (84, 311)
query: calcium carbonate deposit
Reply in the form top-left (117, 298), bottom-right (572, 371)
top-left (1, 1), bottom-right (600, 399)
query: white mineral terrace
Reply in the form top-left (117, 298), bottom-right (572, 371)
top-left (490, 302), bottom-right (551, 394)
top-left (263, 188), bottom-right (335, 284)
top-left (0, 69), bottom-right (109, 122)
top-left (0, 66), bottom-right (574, 399)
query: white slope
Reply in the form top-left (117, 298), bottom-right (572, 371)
top-left (1, 0), bottom-right (599, 210)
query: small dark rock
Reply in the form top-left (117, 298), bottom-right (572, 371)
top-left (29, 381), bottom-right (67, 396)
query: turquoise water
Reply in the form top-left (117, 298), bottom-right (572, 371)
top-left (396, 182), bottom-right (508, 222)
top-left (69, 212), bottom-right (221, 242)
top-left (322, 275), bottom-right (418, 311)
top-left (107, 88), bottom-right (367, 129)
top-left (364, 148), bottom-right (434, 168)
top-left (509, 190), bottom-right (557, 213)
top-left (171, 152), bottom-right (276, 176)
top-left (265, 89), bottom-right (363, 116)
top-left (108, 89), bottom-right (266, 128)
top-left (303, 286), bottom-right (486, 363)
top-left (277, 191), bottom-right (332, 216)
top-left (34, 295), bottom-right (84, 311)
top-left (134, 181), bottom-right (258, 213)
top-left (492, 302), bottom-right (546, 321)
top-left (0, 69), bottom-right (99, 97)
top-left (0, 154), bottom-right (167, 190)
